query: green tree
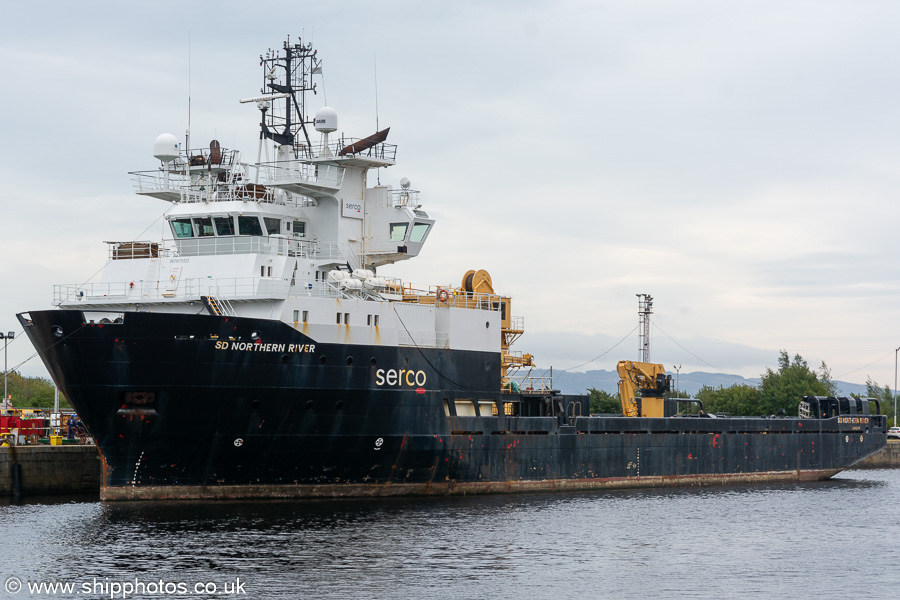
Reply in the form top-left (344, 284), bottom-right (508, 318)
top-left (865, 376), bottom-right (893, 403)
top-left (860, 377), bottom-right (894, 424)
top-left (695, 384), bottom-right (762, 416)
top-left (818, 361), bottom-right (839, 396)
top-left (2, 371), bottom-right (70, 409)
top-left (758, 351), bottom-right (831, 416)
top-left (588, 387), bottom-right (621, 414)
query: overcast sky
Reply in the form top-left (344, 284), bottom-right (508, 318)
top-left (1, 1), bottom-right (899, 391)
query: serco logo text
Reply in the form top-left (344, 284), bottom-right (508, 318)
top-left (375, 368), bottom-right (426, 387)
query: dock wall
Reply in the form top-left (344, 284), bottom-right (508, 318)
top-left (853, 440), bottom-right (900, 469)
top-left (0, 446), bottom-right (101, 496)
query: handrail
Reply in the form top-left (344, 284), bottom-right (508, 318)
top-left (257, 161), bottom-right (346, 189)
top-left (506, 374), bottom-right (554, 393)
top-left (55, 276), bottom-right (384, 306)
top-left (106, 237), bottom-right (350, 261)
top-left (290, 138), bottom-right (397, 162)
top-left (54, 277), bottom-right (291, 306)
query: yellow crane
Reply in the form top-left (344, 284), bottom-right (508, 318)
top-left (616, 360), bottom-right (672, 418)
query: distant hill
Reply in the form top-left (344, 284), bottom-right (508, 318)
top-left (530, 368), bottom-right (869, 398)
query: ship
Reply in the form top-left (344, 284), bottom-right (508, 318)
top-left (19, 38), bottom-right (886, 501)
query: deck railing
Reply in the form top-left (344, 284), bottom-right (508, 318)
top-left (54, 277), bottom-right (292, 306)
top-left (53, 276), bottom-right (390, 306)
top-left (106, 237), bottom-right (354, 261)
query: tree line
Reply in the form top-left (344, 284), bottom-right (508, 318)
top-left (1, 371), bottom-right (70, 409)
top-left (588, 351), bottom-right (895, 425)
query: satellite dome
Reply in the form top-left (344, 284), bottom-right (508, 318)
top-left (314, 106), bottom-right (338, 133)
top-left (400, 177), bottom-right (411, 189)
top-left (153, 133), bottom-right (180, 163)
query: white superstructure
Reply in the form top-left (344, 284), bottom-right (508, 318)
top-left (53, 37), bottom-right (508, 357)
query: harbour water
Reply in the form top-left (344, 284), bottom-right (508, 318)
top-left (2, 469), bottom-right (899, 599)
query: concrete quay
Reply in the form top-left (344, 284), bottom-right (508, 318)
top-left (853, 439), bottom-right (900, 469)
top-left (0, 445), bottom-right (100, 496)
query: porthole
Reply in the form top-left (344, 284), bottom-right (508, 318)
top-left (319, 355), bottom-right (327, 365)
top-left (51, 325), bottom-right (64, 338)
top-left (335, 400), bottom-right (344, 410)
top-left (485, 321), bottom-right (490, 329)
top-left (346, 356), bottom-right (354, 366)
top-left (250, 399), bottom-right (260, 409)
top-left (281, 354), bottom-right (291, 364)
top-left (250, 330), bottom-right (260, 340)
top-left (370, 357), bottom-right (377, 366)
top-left (305, 400), bottom-right (314, 410)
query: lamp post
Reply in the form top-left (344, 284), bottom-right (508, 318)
top-left (894, 347), bottom-right (899, 427)
top-left (0, 331), bottom-right (13, 407)
top-left (674, 364), bottom-right (682, 395)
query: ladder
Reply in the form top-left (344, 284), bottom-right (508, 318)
top-left (200, 295), bottom-right (234, 317)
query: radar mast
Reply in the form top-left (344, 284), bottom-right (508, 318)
top-left (256, 36), bottom-right (322, 153)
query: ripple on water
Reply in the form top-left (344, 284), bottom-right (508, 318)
top-left (1, 471), bottom-right (898, 599)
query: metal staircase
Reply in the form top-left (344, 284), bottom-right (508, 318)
top-left (200, 295), bottom-right (234, 317)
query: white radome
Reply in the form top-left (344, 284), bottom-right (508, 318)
top-left (153, 133), bottom-right (180, 163)
top-left (314, 107), bottom-right (338, 133)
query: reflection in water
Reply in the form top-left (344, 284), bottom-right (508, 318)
top-left (1, 471), bottom-right (898, 599)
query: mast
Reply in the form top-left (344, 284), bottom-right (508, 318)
top-left (637, 293), bottom-right (653, 363)
top-left (257, 36), bottom-right (322, 152)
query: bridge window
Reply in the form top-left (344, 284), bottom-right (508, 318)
top-left (410, 223), bottom-right (431, 243)
top-left (214, 217), bottom-right (235, 236)
top-left (194, 217), bottom-right (215, 237)
top-left (238, 216), bottom-right (263, 236)
top-left (292, 221), bottom-right (306, 237)
top-left (171, 218), bottom-right (193, 238)
top-left (264, 217), bottom-right (281, 235)
top-left (390, 223), bottom-right (408, 242)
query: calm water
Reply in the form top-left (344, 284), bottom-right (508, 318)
top-left (1, 470), bottom-right (899, 599)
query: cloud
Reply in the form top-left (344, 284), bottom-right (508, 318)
top-left (2, 1), bottom-right (900, 389)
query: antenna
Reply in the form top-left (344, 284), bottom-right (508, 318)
top-left (186, 31), bottom-right (192, 155)
top-left (637, 294), bottom-right (653, 362)
top-left (254, 37), bottom-right (321, 150)
top-left (374, 53), bottom-right (380, 132)
top-left (374, 53), bottom-right (380, 185)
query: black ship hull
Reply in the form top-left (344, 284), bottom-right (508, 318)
top-left (20, 310), bottom-right (887, 501)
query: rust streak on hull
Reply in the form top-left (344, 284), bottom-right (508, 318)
top-left (101, 469), bottom-right (843, 502)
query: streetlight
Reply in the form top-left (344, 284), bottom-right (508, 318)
top-left (674, 364), bottom-right (682, 395)
top-left (0, 331), bottom-right (13, 407)
top-left (894, 347), bottom-right (899, 427)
